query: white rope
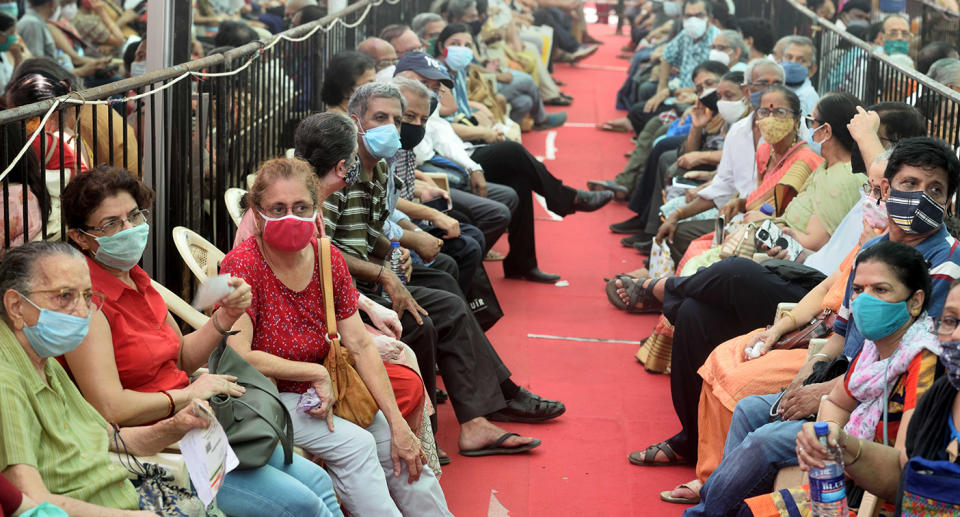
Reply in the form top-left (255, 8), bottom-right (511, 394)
top-left (0, 0), bottom-right (382, 183)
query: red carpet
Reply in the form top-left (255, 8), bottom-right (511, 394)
top-left (434, 23), bottom-right (696, 517)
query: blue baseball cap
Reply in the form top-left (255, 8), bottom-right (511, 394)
top-left (394, 51), bottom-right (454, 88)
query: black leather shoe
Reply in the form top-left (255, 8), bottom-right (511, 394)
top-left (620, 232), bottom-right (652, 248)
top-left (609, 215), bottom-right (646, 234)
top-left (505, 268), bottom-right (562, 283)
top-left (573, 189), bottom-right (614, 212)
top-left (487, 387), bottom-right (566, 423)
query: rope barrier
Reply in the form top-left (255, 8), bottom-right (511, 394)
top-left (0, 0), bottom-right (388, 183)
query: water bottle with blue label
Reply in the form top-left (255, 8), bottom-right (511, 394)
top-left (809, 422), bottom-right (847, 517)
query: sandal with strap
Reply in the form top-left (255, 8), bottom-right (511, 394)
top-left (606, 274), bottom-right (636, 310)
top-left (487, 387), bottom-right (566, 423)
top-left (627, 441), bottom-right (689, 466)
top-left (617, 276), bottom-right (663, 314)
top-left (659, 480), bottom-right (702, 504)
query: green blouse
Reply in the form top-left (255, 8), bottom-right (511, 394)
top-left (782, 160), bottom-right (867, 235)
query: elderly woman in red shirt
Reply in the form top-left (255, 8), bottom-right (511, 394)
top-left (59, 166), bottom-right (342, 517)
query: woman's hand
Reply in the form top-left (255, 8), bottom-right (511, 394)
top-left (846, 106), bottom-right (880, 146)
top-left (796, 420), bottom-right (843, 470)
top-left (188, 373), bottom-right (245, 400)
top-left (742, 210), bottom-right (768, 224)
top-left (373, 334), bottom-right (405, 363)
top-left (391, 424), bottom-right (426, 483)
top-left (719, 197), bottom-right (741, 221)
top-left (171, 399), bottom-right (214, 434)
top-left (217, 277), bottom-right (252, 324)
top-left (743, 328), bottom-right (783, 360)
top-left (363, 299), bottom-right (403, 338)
top-left (307, 365), bottom-right (336, 432)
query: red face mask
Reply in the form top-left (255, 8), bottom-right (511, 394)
top-left (259, 212), bottom-right (316, 252)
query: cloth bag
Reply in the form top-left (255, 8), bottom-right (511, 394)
top-left (112, 426), bottom-right (224, 516)
top-left (649, 240), bottom-right (676, 278)
top-left (466, 263), bottom-right (504, 331)
top-left (320, 237), bottom-right (379, 428)
top-left (207, 334), bottom-right (294, 470)
top-left (895, 456), bottom-right (960, 516)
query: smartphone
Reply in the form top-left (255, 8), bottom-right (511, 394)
top-left (699, 89), bottom-right (719, 113)
top-left (423, 196), bottom-right (452, 213)
top-left (754, 220), bottom-right (804, 261)
top-left (713, 215), bottom-right (725, 246)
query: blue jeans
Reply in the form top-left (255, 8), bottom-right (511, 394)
top-left (217, 444), bottom-right (342, 517)
top-left (684, 393), bottom-right (804, 517)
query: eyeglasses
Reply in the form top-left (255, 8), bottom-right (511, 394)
top-left (684, 12), bottom-right (708, 18)
top-left (756, 107), bottom-right (796, 119)
top-left (804, 115), bottom-right (824, 129)
top-left (84, 209), bottom-right (150, 236)
top-left (259, 203), bottom-right (316, 218)
top-left (747, 80), bottom-right (784, 90)
top-left (861, 183), bottom-right (883, 199)
top-left (935, 315), bottom-right (960, 335)
top-left (711, 44), bottom-right (731, 52)
top-left (694, 79), bottom-right (718, 94)
top-left (377, 58), bottom-right (398, 69)
top-left (22, 288), bottom-right (106, 314)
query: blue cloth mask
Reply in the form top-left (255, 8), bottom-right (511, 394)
top-left (781, 61), bottom-right (809, 86)
top-left (887, 187), bottom-right (945, 234)
top-left (19, 294), bottom-right (91, 357)
top-left (884, 39), bottom-right (910, 56)
top-left (444, 45), bottom-right (474, 71)
top-left (749, 89), bottom-right (764, 109)
top-left (359, 123), bottom-right (401, 159)
top-left (941, 339), bottom-right (960, 390)
top-left (850, 292), bottom-right (912, 341)
top-left (86, 223), bottom-right (150, 271)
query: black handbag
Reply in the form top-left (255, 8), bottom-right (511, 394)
top-left (207, 334), bottom-right (294, 469)
top-left (466, 264), bottom-right (504, 331)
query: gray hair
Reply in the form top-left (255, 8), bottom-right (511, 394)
top-left (778, 35), bottom-right (818, 67)
top-left (716, 29), bottom-right (749, 63)
top-left (928, 58), bottom-right (960, 87)
top-left (437, 0), bottom-right (475, 21)
top-left (412, 13), bottom-right (443, 39)
top-left (745, 57), bottom-right (785, 84)
top-left (294, 112), bottom-right (359, 175)
top-left (392, 76), bottom-right (431, 105)
top-left (0, 241), bottom-right (83, 318)
top-left (348, 82), bottom-right (407, 120)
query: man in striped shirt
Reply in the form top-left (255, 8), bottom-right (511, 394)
top-left (321, 82), bottom-right (566, 458)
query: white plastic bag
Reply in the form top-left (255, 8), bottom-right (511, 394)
top-left (649, 240), bottom-right (676, 278)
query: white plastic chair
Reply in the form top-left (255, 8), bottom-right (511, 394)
top-left (171, 226), bottom-right (225, 284)
top-left (224, 188), bottom-right (247, 228)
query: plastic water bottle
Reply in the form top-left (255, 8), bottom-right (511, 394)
top-left (809, 422), bottom-right (847, 517)
top-left (760, 203), bottom-right (775, 216)
top-left (389, 239), bottom-right (406, 284)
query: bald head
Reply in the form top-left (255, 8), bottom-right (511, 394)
top-left (358, 37), bottom-right (398, 71)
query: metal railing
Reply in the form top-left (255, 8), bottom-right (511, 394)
top-left (733, 0), bottom-right (960, 147)
top-left (904, 0), bottom-right (960, 52)
top-left (0, 0), bottom-right (432, 293)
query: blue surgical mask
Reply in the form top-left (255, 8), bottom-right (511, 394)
top-left (0, 34), bottom-right (16, 53)
top-left (444, 45), bottom-right (474, 71)
top-left (86, 223), bottom-right (150, 271)
top-left (781, 61), bottom-right (809, 86)
top-left (807, 123), bottom-right (825, 155)
top-left (19, 294), bottom-right (91, 357)
top-left (850, 292), bottom-right (912, 341)
top-left (884, 39), bottom-right (910, 56)
top-left (749, 89), bottom-right (764, 108)
top-left (358, 123), bottom-right (401, 159)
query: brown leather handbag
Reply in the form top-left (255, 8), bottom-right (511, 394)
top-left (772, 308), bottom-right (837, 351)
top-left (320, 237), bottom-right (379, 428)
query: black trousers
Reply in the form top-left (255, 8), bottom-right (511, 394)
top-left (471, 141), bottom-right (577, 275)
top-left (361, 264), bottom-right (511, 424)
top-left (659, 257), bottom-right (813, 459)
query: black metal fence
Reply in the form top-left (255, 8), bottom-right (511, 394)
top-left (0, 0), bottom-right (432, 293)
top-left (905, 0), bottom-right (960, 52)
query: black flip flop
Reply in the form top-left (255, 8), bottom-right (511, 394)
top-left (459, 433), bottom-right (542, 457)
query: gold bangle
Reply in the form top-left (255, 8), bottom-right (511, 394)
top-left (675, 207), bottom-right (685, 219)
top-left (211, 309), bottom-right (229, 335)
top-left (161, 390), bottom-right (175, 419)
top-left (785, 312), bottom-right (799, 329)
